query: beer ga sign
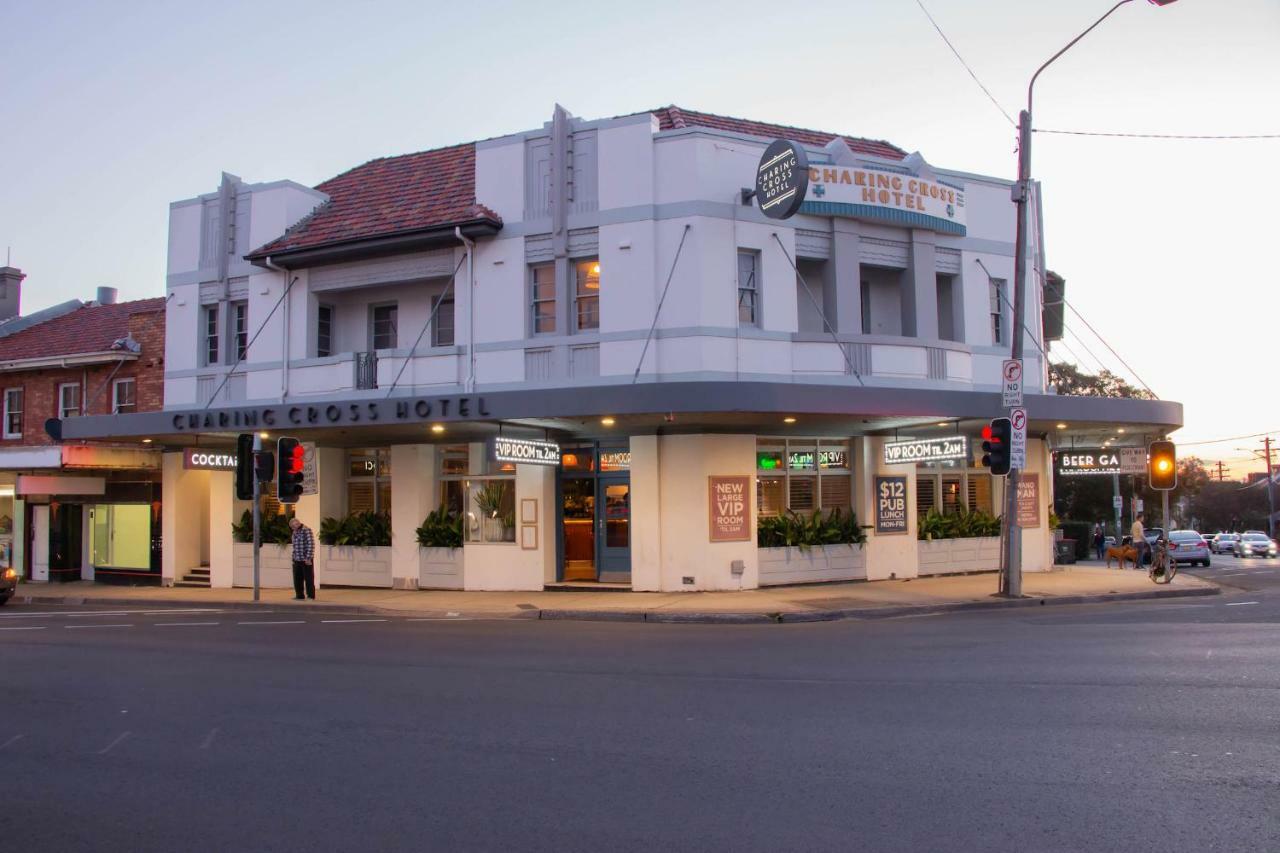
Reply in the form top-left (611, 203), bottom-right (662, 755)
top-left (708, 475), bottom-right (751, 542)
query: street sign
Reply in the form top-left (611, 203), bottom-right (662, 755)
top-left (1113, 495), bottom-right (1123, 510)
top-left (1001, 359), bottom-right (1024, 408)
top-left (1135, 498), bottom-right (1144, 513)
top-left (1119, 447), bottom-right (1146, 474)
top-left (1009, 407), bottom-right (1027, 470)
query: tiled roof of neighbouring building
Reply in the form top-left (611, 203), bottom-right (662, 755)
top-left (247, 106), bottom-right (906, 260)
top-left (0, 298), bottom-right (166, 362)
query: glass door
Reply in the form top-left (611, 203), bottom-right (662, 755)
top-left (561, 479), bottom-right (596, 581)
top-left (597, 478), bottom-right (631, 583)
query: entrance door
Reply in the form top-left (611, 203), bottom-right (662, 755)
top-left (31, 505), bottom-right (49, 582)
top-left (561, 479), bottom-right (596, 581)
top-left (598, 478), bottom-right (631, 583)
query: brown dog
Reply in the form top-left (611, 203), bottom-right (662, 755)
top-left (1106, 544), bottom-right (1138, 569)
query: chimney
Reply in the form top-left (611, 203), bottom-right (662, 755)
top-left (0, 267), bottom-right (22, 321)
top-left (96, 286), bottom-right (118, 305)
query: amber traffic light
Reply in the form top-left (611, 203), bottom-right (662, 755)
top-left (1148, 440), bottom-right (1176, 491)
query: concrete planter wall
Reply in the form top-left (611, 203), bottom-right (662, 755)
top-left (319, 545), bottom-right (393, 588)
top-left (917, 536), bottom-right (1001, 576)
top-left (419, 547), bottom-right (464, 590)
top-left (232, 543), bottom-right (294, 589)
top-left (758, 544), bottom-right (867, 586)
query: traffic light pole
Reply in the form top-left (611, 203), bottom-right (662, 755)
top-left (252, 434), bottom-right (261, 603)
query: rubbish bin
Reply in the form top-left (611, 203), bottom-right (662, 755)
top-left (1055, 539), bottom-right (1077, 565)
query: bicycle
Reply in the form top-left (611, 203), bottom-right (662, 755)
top-left (1148, 537), bottom-right (1177, 584)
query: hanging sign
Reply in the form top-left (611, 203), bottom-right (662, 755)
top-left (1009, 408), bottom-right (1027, 470)
top-left (1055, 449), bottom-right (1123, 477)
top-left (491, 437), bottom-right (561, 467)
top-left (1016, 473), bottom-right (1041, 528)
top-left (708, 475), bottom-right (751, 542)
top-left (875, 476), bottom-right (909, 534)
top-left (755, 139), bottom-right (809, 220)
top-left (883, 436), bottom-right (969, 465)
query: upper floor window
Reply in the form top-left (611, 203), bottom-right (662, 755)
top-left (530, 264), bottom-right (555, 335)
top-left (990, 279), bottom-right (1007, 345)
top-left (860, 280), bottom-right (871, 335)
top-left (59, 383), bottom-right (81, 419)
top-left (3, 388), bottom-right (22, 438)
top-left (231, 300), bottom-right (249, 361)
top-left (737, 250), bottom-right (760, 327)
top-left (204, 305), bottom-right (220, 366)
top-left (112, 378), bottom-right (136, 414)
top-left (574, 258), bottom-right (599, 332)
top-left (432, 294), bottom-right (455, 347)
top-left (371, 303), bottom-right (398, 351)
top-left (317, 304), bottom-right (334, 358)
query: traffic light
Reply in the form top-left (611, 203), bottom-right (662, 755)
top-left (255, 449), bottom-right (275, 484)
top-left (235, 433), bottom-right (255, 500)
top-left (276, 437), bottom-right (306, 504)
top-left (1149, 440), bottom-right (1177, 491)
top-left (982, 417), bottom-right (1012, 476)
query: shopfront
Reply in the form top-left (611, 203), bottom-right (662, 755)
top-left (558, 443), bottom-right (631, 584)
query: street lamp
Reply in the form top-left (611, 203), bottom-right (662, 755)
top-left (1001, 0), bottom-right (1178, 597)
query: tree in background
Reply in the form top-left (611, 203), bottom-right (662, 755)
top-left (1049, 362), bottom-right (1154, 399)
top-left (1190, 480), bottom-right (1271, 532)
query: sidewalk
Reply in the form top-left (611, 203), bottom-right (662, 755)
top-left (10, 566), bottom-right (1218, 624)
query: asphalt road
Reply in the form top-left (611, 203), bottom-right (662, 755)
top-left (2, 577), bottom-right (1277, 853)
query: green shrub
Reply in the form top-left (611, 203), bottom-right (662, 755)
top-left (757, 508), bottom-right (867, 550)
top-left (917, 506), bottom-right (1002, 541)
top-left (416, 505), bottom-right (463, 549)
top-left (231, 509), bottom-right (293, 544)
top-left (318, 511), bottom-right (392, 547)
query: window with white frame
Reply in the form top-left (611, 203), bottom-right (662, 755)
top-left (756, 438), bottom-right (853, 517)
top-left (112, 378), bottom-right (136, 414)
top-left (231, 300), bottom-right (248, 361)
top-left (3, 388), bottom-right (22, 438)
top-left (573, 258), bottom-right (599, 332)
top-left (916, 461), bottom-right (994, 516)
top-left (860, 280), bottom-right (871, 334)
top-left (436, 443), bottom-right (515, 543)
top-left (737, 250), bottom-right (760, 327)
top-left (203, 305), bottom-right (220, 365)
top-left (432, 293), bottom-right (455, 347)
top-left (530, 263), bottom-right (555, 335)
top-left (370, 304), bottom-right (398, 350)
top-left (317, 304), bottom-right (334, 358)
top-left (59, 383), bottom-right (81, 418)
top-left (346, 448), bottom-right (391, 515)
top-left (990, 278), bottom-right (1006, 345)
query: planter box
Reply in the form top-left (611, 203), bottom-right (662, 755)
top-left (917, 536), bottom-right (1001, 576)
top-left (319, 545), bottom-right (393, 588)
top-left (419, 547), bottom-right (464, 590)
top-left (758, 544), bottom-right (867, 586)
top-left (232, 543), bottom-right (294, 589)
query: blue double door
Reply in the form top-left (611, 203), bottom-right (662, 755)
top-left (558, 444), bottom-right (631, 584)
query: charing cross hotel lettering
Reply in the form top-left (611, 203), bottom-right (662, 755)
top-left (171, 396), bottom-right (492, 431)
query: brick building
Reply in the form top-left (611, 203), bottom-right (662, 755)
top-left (0, 267), bottom-right (167, 584)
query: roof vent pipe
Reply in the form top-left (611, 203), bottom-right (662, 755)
top-left (96, 286), bottom-right (118, 305)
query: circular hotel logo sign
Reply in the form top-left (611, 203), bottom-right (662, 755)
top-left (755, 139), bottom-right (808, 220)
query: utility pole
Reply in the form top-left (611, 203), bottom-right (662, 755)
top-left (1264, 436), bottom-right (1276, 539)
top-left (252, 433), bottom-right (262, 602)
top-left (1215, 460), bottom-right (1226, 482)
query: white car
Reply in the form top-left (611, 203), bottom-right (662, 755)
top-left (1211, 533), bottom-right (1239, 554)
top-left (1234, 533), bottom-right (1278, 559)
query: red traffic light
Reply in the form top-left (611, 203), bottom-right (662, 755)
top-left (287, 443), bottom-right (305, 474)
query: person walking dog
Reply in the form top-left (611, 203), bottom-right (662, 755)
top-left (290, 517), bottom-right (316, 600)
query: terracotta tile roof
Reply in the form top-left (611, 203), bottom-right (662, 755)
top-left (0, 298), bottom-right (166, 362)
top-left (247, 106), bottom-right (905, 260)
top-left (248, 142), bottom-right (500, 259)
top-left (647, 105), bottom-right (906, 160)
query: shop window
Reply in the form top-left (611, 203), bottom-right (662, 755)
top-left (916, 476), bottom-right (937, 517)
top-left (756, 438), bottom-right (852, 516)
top-left (3, 388), bottom-right (22, 438)
top-left (432, 294), bottom-right (455, 347)
top-left (370, 304), bottom-right (398, 351)
top-left (231, 300), bottom-right (249, 361)
top-left (860, 280), bottom-right (871, 334)
top-left (530, 263), bottom-right (555, 335)
top-left (464, 478), bottom-right (516, 543)
top-left (561, 447), bottom-right (595, 474)
top-left (968, 474), bottom-right (993, 514)
top-left (112, 378), bottom-right (136, 414)
top-left (757, 477), bottom-right (785, 517)
top-left (574, 258), bottom-right (600, 332)
top-left (942, 477), bottom-right (962, 514)
top-left (820, 475), bottom-right (852, 512)
top-left (59, 383), bottom-right (81, 419)
top-left (317, 304), bottom-right (334, 357)
top-left (346, 448), bottom-right (391, 515)
top-left (204, 305), bottom-right (219, 365)
top-left (737, 250), bottom-right (759, 327)
top-left (437, 444), bottom-right (471, 517)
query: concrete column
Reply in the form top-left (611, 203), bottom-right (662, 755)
top-left (629, 435), bottom-right (661, 591)
top-left (855, 437), bottom-right (920, 580)
top-left (903, 229), bottom-right (938, 339)
top-left (1020, 438), bottom-right (1054, 572)
top-left (390, 444), bottom-right (437, 589)
top-left (829, 218), bottom-right (862, 334)
top-left (161, 452), bottom-right (208, 587)
top-left (208, 471), bottom-right (234, 587)
top-left (517, 463), bottom-right (557, 586)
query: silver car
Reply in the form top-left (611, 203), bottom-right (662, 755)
top-left (1168, 530), bottom-right (1211, 567)
top-left (1234, 533), bottom-right (1278, 559)
top-left (1211, 533), bottom-right (1239, 554)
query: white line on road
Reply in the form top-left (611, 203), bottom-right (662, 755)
top-left (154, 622), bottom-right (221, 627)
top-left (1224, 601), bottom-right (1260, 607)
top-left (0, 608), bottom-right (224, 620)
top-left (97, 732), bottom-right (131, 755)
top-left (199, 727), bottom-right (219, 750)
top-left (0, 734), bottom-right (24, 751)
top-left (1220, 572), bottom-right (1246, 576)
top-left (320, 618), bottom-right (388, 624)
top-left (236, 620), bottom-right (305, 625)
top-left (0, 626), bottom-right (47, 631)
top-left (65, 624), bottom-right (133, 629)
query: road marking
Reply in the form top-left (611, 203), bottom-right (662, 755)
top-left (320, 618), bottom-right (387, 624)
top-left (65, 624), bottom-right (133, 629)
top-left (0, 608), bottom-right (224, 620)
top-left (0, 625), bottom-right (47, 631)
top-left (406, 617), bottom-right (474, 621)
top-left (1224, 601), bottom-right (1260, 607)
top-left (155, 622), bottom-right (221, 627)
top-left (199, 727), bottom-right (219, 750)
top-left (0, 734), bottom-right (24, 751)
top-left (97, 732), bottom-right (131, 755)
top-left (1221, 572), bottom-right (1247, 576)
top-left (237, 620), bottom-right (305, 625)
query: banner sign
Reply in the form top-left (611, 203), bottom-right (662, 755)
top-left (183, 448), bottom-right (237, 470)
top-left (875, 476), bottom-right (909, 534)
top-left (1056, 447), bottom-right (1147, 477)
top-left (883, 436), bottom-right (969, 466)
top-left (708, 475), bottom-right (751, 542)
top-left (1016, 473), bottom-right (1041, 528)
top-left (491, 437), bottom-right (560, 467)
top-left (800, 164), bottom-right (966, 235)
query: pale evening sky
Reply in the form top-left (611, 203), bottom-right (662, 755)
top-left (1, 0), bottom-right (1277, 475)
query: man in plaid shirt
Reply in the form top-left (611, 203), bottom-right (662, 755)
top-left (289, 518), bottom-right (316, 600)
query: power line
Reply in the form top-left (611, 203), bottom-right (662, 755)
top-left (1061, 298), bottom-right (1158, 399)
top-left (1177, 430), bottom-right (1280, 447)
top-left (914, 0), bottom-right (1015, 127)
top-left (1062, 325), bottom-right (1108, 374)
top-left (1034, 128), bottom-right (1280, 140)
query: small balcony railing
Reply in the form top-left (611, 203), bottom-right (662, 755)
top-left (355, 351), bottom-right (378, 390)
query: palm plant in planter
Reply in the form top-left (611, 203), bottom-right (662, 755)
top-left (757, 508), bottom-right (867, 550)
top-left (473, 481), bottom-right (512, 542)
top-left (319, 512), bottom-right (392, 547)
top-left (917, 507), bottom-right (1002, 541)
top-left (416, 506), bottom-right (463, 549)
top-left (231, 509), bottom-right (293, 544)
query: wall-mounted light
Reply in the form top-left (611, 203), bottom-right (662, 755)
top-left (430, 424), bottom-right (445, 434)
top-left (784, 417), bottom-right (797, 424)
top-left (1056, 423), bottom-right (1068, 430)
top-left (142, 438), bottom-right (153, 444)
top-left (601, 417), bottom-right (615, 427)
top-left (259, 432), bottom-right (270, 439)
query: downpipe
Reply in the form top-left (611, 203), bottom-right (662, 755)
top-left (455, 226), bottom-right (476, 392)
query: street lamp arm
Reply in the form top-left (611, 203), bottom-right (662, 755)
top-left (1027, 0), bottom-right (1134, 116)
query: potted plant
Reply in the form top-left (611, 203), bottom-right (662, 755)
top-left (415, 506), bottom-right (463, 549)
top-left (473, 481), bottom-right (510, 542)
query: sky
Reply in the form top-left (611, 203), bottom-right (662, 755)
top-left (2, 0), bottom-right (1277, 476)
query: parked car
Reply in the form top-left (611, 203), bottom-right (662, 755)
top-left (1167, 530), bottom-right (1210, 567)
top-left (1234, 533), bottom-right (1278, 559)
top-left (0, 565), bottom-right (15, 605)
top-left (1211, 533), bottom-right (1240, 554)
